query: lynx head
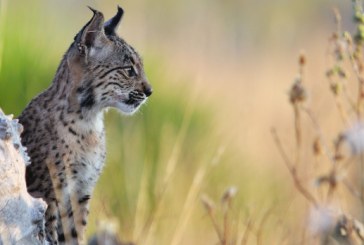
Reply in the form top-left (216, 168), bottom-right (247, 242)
top-left (66, 6), bottom-right (152, 115)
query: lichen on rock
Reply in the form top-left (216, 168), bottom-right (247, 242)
top-left (0, 108), bottom-right (47, 245)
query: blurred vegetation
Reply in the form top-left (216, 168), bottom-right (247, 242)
top-left (0, 1), bottom-right (253, 243)
top-left (1, 0), bottom-right (361, 244)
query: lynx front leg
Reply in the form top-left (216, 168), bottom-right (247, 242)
top-left (45, 201), bottom-right (59, 244)
top-left (68, 161), bottom-right (101, 242)
top-left (47, 160), bottom-right (79, 245)
top-left (56, 193), bottom-right (79, 245)
top-left (71, 191), bottom-right (91, 243)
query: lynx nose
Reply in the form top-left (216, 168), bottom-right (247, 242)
top-left (143, 82), bottom-right (153, 97)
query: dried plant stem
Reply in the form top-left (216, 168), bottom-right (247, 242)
top-left (240, 218), bottom-right (254, 245)
top-left (342, 79), bottom-right (358, 114)
top-left (132, 157), bottom-right (149, 240)
top-left (302, 107), bottom-right (335, 165)
top-left (223, 209), bottom-right (229, 245)
top-left (346, 43), bottom-right (364, 118)
top-left (342, 178), bottom-right (362, 199)
top-left (336, 156), bottom-right (363, 202)
top-left (327, 9), bottom-right (351, 125)
top-left (358, 82), bottom-right (364, 118)
top-left (326, 170), bottom-right (337, 203)
top-left (355, 49), bottom-right (364, 119)
top-left (355, 76), bottom-right (364, 120)
top-left (333, 7), bottom-right (342, 34)
top-left (170, 162), bottom-right (208, 245)
top-left (271, 128), bottom-right (318, 208)
top-left (342, 49), bottom-right (361, 112)
top-left (230, 211), bottom-right (240, 245)
top-left (341, 156), bottom-right (355, 171)
top-left (162, 104), bottom-right (193, 186)
top-left (209, 211), bottom-right (224, 244)
top-left (256, 207), bottom-right (273, 245)
top-left (360, 153), bottom-right (364, 221)
top-left (303, 107), bottom-right (338, 204)
top-left (137, 99), bottom-right (195, 244)
top-left (222, 198), bottom-right (234, 245)
top-left (294, 104), bottom-right (302, 167)
top-left (334, 94), bottom-right (350, 126)
top-left (326, 67), bottom-right (350, 125)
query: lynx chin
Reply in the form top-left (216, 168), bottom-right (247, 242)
top-left (18, 6), bottom-right (152, 244)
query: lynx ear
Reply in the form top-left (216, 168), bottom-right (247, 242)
top-left (104, 6), bottom-right (124, 36)
top-left (75, 7), bottom-right (106, 50)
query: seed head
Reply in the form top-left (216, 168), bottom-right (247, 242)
top-left (313, 137), bottom-right (322, 156)
top-left (221, 186), bottom-right (238, 204)
top-left (289, 78), bottom-right (308, 104)
top-left (201, 194), bottom-right (215, 214)
top-left (342, 122), bottom-right (364, 155)
top-left (330, 83), bottom-right (341, 96)
top-left (308, 206), bottom-right (336, 236)
top-left (299, 53), bottom-right (306, 66)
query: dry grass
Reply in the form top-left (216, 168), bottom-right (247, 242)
top-left (271, 2), bottom-right (364, 244)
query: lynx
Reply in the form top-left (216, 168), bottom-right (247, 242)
top-left (18, 6), bottom-right (152, 244)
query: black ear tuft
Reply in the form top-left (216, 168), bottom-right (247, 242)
top-left (87, 6), bottom-right (98, 14)
top-left (104, 6), bottom-right (124, 36)
top-left (74, 7), bottom-right (105, 49)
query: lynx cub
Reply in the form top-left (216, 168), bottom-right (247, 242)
top-left (18, 6), bottom-right (152, 244)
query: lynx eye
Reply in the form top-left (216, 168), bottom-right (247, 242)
top-left (123, 66), bottom-right (137, 78)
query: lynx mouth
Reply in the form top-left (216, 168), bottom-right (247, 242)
top-left (124, 97), bottom-right (143, 106)
top-left (124, 91), bottom-right (146, 107)
top-left (115, 92), bottom-right (147, 115)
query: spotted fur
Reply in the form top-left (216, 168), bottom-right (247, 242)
top-left (18, 6), bottom-right (152, 244)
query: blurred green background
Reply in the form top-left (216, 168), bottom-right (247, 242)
top-left (0, 0), bottom-right (353, 244)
